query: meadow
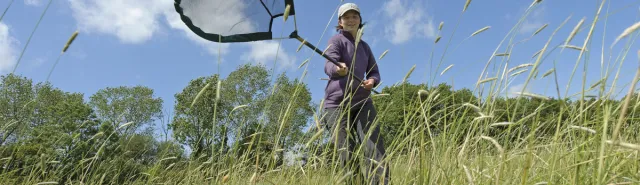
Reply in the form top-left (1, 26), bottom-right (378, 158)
top-left (2, 0), bottom-right (640, 184)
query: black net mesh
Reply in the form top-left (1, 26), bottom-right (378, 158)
top-left (174, 0), bottom-right (295, 43)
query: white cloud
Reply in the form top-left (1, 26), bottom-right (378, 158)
top-left (24, 0), bottom-right (44, 6)
top-left (66, 0), bottom-right (296, 67)
top-left (162, 3), bottom-right (231, 56)
top-left (68, 0), bottom-right (168, 44)
top-left (519, 6), bottom-right (546, 34)
top-left (507, 83), bottom-right (532, 98)
top-left (242, 41), bottom-right (296, 70)
top-left (381, 0), bottom-right (437, 44)
top-left (0, 22), bottom-right (19, 74)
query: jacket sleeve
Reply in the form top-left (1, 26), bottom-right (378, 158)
top-left (365, 43), bottom-right (381, 87)
top-left (324, 38), bottom-right (342, 78)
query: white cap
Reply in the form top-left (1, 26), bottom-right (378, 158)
top-left (338, 3), bottom-right (360, 17)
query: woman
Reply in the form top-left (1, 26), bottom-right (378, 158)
top-left (322, 3), bottom-right (389, 185)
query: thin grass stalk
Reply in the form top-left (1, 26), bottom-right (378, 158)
top-left (610, 52), bottom-right (640, 144)
top-left (12, 0), bottom-right (52, 74)
top-left (0, 0), bottom-right (14, 22)
top-left (510, 15), bottom-right (571, 127)
top-left (429, 0), bottom-right (473, 86)
top-left (474, 0), bottom-right (541, 94)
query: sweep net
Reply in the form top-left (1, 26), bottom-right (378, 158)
top-left (174, 0), bottom-right (296, 43)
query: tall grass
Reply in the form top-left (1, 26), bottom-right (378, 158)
top-left (2, 0), bottom-right (640, 184)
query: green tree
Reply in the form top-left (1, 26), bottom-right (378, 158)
top-left (88, 86), bottom-right (163, 135)
top-left (260, 72), bottom-right (315, 167)
top-left (170, 74), bottom-right (228, 159)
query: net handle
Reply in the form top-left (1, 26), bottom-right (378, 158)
top-left (290, 31), bottom-right (381, 94)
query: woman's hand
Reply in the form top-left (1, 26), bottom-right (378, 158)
top-left (336, 62), bottom-right (348, 76)
top-left (361, 79), bottom-right (375, 90)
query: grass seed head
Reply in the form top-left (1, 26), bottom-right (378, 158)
top-left (561, 44), bottom-right (587, 51)
top-left (36, 182), bottom-right (58, 185)
top-left (471, 26), bottom-right (490, 37)
top-left (191, 82), bottom-right (211, 108)
top-left (508, 63), bottom-right (533, 73)
top-left (322, 44), bottom-right (333, 56)
top-left (402, 65), bottom-right (416, 83)
top-left (606, 140), bottom-right (640, 151)
top-left (298, 59), bottom-right (309, 69)
top-left (568, 125), bottom-right (596, 134)
top-left (216, 80), bottom-right (221, 101)
top-left (490, 122), bottom-right (515, 127)
top-left (566, 17), bottom-right (585, 44)
top-left (418, 89), bottom-right (429, 100)
top-left (533, 24), bottom-right (548, 36)
top-left (478, 77), bottom-right (497, 85)
top-left (462, 103), bottom-right (482, 113)
top-left (613, 21), bottom-right (640, 47)
top-left (441, 64), bottom-right (453, 76)
top-left (283, 4), bottom-right (291, 22)
top-left (510, 69), bottom-right (529, 77)
top-left (463, 0), bottom-right (472, 12)
top-left (379, 49), bottom-right (389, 60)
top-left (62, 31), bottom-right (79, 53)
top-left (297, 39), bottom-right (306, 52)
top-left (222, 175), bottom-right (229, 183)
top-left (480, 135), bottom-right (504, 154)
top-left (542, 68), bottom-right (555, 77)
top-left (439, 21), bottom-right (444, 30)
top-left (532, 49), bottom-right (542, 58)
top-left (117, 122), bottom-right (134, 130)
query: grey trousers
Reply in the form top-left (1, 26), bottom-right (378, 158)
top-left (322, 102), bottom-right (390, 185)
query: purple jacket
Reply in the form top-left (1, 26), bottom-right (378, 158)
top-left (323, 29), bottom-right (381, 109)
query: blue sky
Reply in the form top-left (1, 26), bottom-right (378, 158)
top-left (2, 0), bottom-right (640, 135)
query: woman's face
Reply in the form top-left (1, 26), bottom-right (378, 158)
top-left (339, 11), bottom-right (361, 32)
